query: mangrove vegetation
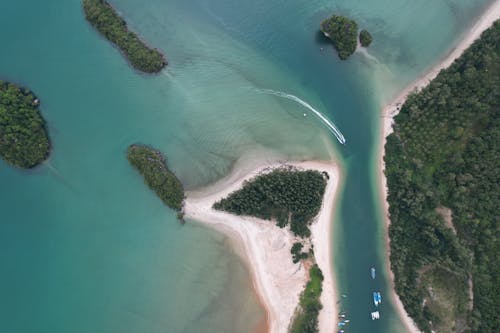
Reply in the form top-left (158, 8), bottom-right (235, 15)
top-left (385, 20), bottom-right (499, 333)
top-left (0, 81), bottom-right (50, 168)
top-left (83, 0), bottom-right (167, 73)
top-left (213, 167), bottom-right (327, 238)
top-left (127, 144), bottom-right (185, 216)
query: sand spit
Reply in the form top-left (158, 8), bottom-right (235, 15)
top-left (184, 160), bottom-right (340, 333)
top-left (378, 2), bottom-right (500, 333)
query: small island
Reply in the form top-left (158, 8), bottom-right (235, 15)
top-left (83, 0), bottom-right (167, 73)
top-left (359, 29), bottom-right (373, 47)
top-left (320, 15), bottom-right (373, 59)
top-left (320, 15), bottom-right (358, 60)
top-left (127, 144), bottom-right (185, 217)
top-left (0, 81), bottom-right (50, 168)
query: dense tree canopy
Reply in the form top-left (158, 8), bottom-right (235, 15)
top-left (213, 167), bottom-right (327, 237)
top-left (127, 144), bottom-right (184, 214)
top-left (291, 242), bottom-right (309, 263)
top-left (359, 29), bottom-right (373, 47)
top-left (320, 15), bottom-right (358, 60)
top-left (0, 81), bottom-right (50, 168)
top-left (385, 21), bottom-right (499, 333)
top-left (83, 0), bottom-right (167, 73)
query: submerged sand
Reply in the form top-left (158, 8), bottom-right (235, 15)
top-left (378, 2), bottom-right (500, 333)
top-left (184, 160), bottom-right (340, 333)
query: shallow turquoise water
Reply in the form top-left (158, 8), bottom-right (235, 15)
top-left (0, 0), bottom-right (492, 332)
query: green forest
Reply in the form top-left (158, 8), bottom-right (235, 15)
top-left (127, 144), bottom-right (184, 215)
top-left (359, 29), bottom-right (372, 47)
top-left (320, 15), bottom-right (358, 59)
top-left (385, 21), bottom-right (499, 333)
top-left (83, 0), bottom-right (167, 73)
top-left (213, 167), bottom-right (327, 237)
top-left (0, 81), bottom-right (50, 168)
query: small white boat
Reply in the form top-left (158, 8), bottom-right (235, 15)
top-left (371, 311), bottom-right (380, 320)
top-left (371, 267), bottom-right (376, 279)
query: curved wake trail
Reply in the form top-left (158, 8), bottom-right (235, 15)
top-left (256, 89), bottom-right (346, 144)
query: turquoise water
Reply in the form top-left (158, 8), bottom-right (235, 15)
top-left (0, 0), bottom-right (492, 332)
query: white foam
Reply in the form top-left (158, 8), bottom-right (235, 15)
top-left (256, 89), bottom-right (346, 144)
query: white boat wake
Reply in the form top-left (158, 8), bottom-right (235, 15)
top-left (256, 89), bottom-right (346, 144)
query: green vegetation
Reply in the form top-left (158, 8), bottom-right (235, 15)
top-left (385, 21), bottom-right (499, 333)
top-left (320, 15), bottom-right (358, 59)
top-left (127, 144), bottom-right (184, 214)
top-left (290, 264), bottom-right (324, 333)
top-left (0, 81), bottom-right (50, 168)
top-left (359, 29), bottom-right (373, 47)
top-left (83, 0), bottom-right (167, 73)
top-left (419, 266), bottom-right (470, 333)
top-left (291, 242), bottom-right (309, 264)
top-left (213, 167), bottom-right (327, 237)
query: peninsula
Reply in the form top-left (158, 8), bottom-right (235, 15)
top-left (379, 6), bottom-right (500, 333)
top-left (213, 166), bottom-right (326, 332)
top-left (185, 160), bottom-right (340, 333)
top-left (83, 0), bottom-right (167, 73)
top-left (0, 81), bottom-right (50, 168)
top-left (127, 144), bottom-right (185, 218)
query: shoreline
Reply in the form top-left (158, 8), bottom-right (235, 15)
top-left (377, 2), bottom-right (500, 333)
top-left (184, 160), bottom-right (340, 333)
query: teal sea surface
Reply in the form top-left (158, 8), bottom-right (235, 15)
top-left (0, 0), bottom-right (492, 332)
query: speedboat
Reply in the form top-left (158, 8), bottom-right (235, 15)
top-left (371, 267), bottom-right (376, 279)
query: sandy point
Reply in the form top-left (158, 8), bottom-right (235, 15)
top-left (184, 159), bottom-right (341, 333)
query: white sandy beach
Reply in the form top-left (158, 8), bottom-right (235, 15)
top-left (184, 160), bottom-right (340, 333)
top-left (378, 2), bottom-right (500, 333)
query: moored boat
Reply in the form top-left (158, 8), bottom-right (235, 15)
top-left (373, 291), bottom-right (379, 306)
top-left (371, 311), bottom-right (380, 320)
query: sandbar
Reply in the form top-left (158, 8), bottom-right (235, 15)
top-left (184, 160), bottom-right (340, 333)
